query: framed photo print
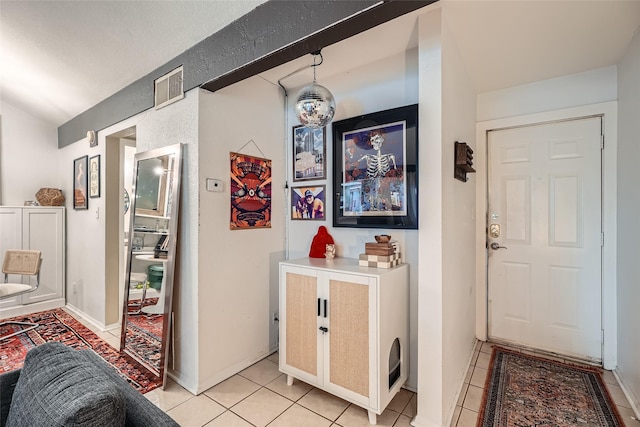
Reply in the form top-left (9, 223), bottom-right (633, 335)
top-left (291, 185), bottom-right (326, 220)
top-left (332, 104), bottom-right (418, 229)
top-left (293, 125), bottom-right (326, 181)
top-left (73, 155), bottom-right (89, 210)
top-left (89, 155), bottom-right (100, 198)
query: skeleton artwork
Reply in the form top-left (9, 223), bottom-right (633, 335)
top-left (357, 131), bottom-right (397, 210)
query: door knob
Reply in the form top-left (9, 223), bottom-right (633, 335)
top-left (490, 242), bottom-right (507, 250)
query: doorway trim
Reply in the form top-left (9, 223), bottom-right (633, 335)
top-left (475, 101), bottom-right (617, 369)
top-left (104, 125), bottom-right (136, 328)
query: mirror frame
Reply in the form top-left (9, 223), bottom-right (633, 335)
top-left (120, 143), bottom-right (182, 387)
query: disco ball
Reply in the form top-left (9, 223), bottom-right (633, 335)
top-left (295, 82), bottom-right (336, 129)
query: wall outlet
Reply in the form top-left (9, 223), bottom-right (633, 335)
top-left (206, 178), bottom-right (224, 192)
top-left (272, 311), bottom-right (279, 324)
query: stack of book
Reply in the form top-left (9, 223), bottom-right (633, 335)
top-left (154, 235), bottom-right (169, 259)
top-left (359, 240), bottom-right (401, 268)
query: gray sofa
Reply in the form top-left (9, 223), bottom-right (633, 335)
top-left (0, 342), bottom-right (178, 427)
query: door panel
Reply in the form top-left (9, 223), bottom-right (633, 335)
top-left (503, 176), bottom-right (530, 243)
top-left (284, 271), bottom-right (319, 379)
top-left (323, 271), bottom-right (374, 406)
top-left (328, 278), bottom-right (369, 398)
top-left (549, 175), bottom-right (581, 246)
top-left (488, 117), bottom-right (602, 361)
top-left (0, 208), bottom-right (23, 308)
top-left (22, 208), bottom-right (64, 304)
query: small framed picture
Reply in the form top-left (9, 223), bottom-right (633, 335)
top-left (89, 155), bottom-right (100, 198)
top-left (293, 125), bottom-right (326, 181)
top-left (73, 155), bottom-right (89, 210)
top-left (291, 185), bottom-right (326, 220)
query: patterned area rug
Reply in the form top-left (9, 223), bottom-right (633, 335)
top-left (478, 347), bottom-right (623, 427)
top-left (0, 308), bottom-right (161, 393)
top-left (125, 312), bottom-right (163, 373)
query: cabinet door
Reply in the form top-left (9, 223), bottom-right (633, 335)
top-left (280, 266), bottom-right (321, 386)
top-left (0, 208), bottom-right (23, 308)
top-left (324, 271), bottom-right (377, 406)
top-left (22, 208), bottom-right (64, 304)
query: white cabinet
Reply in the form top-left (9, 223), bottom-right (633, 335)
top-left (279, 258), bottom-right (409, 425)
top-left (0, 207), bottom-right (65, 316)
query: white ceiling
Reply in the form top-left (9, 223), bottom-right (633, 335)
top-left (0, 0), bottom-right (268, 126)
top-left (1, 1), bottom-right (639, 128)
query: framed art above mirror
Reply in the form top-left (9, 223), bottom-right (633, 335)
top-left (120, 143), bottom-right (182, 388)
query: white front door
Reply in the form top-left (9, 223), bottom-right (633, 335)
top-left (487, 117), bottom-right (602, 362)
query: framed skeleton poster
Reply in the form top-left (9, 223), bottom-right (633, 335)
top-left (332, 104), bottom-right (418, 229)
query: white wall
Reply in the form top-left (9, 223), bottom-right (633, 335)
top-left (60, 90), bottom-right (202, 392)
top-left (59, 133), bottom-right (106, 323)
top-left (440, 6), bottom-right (478, 424)
top-left (135, 90), bottom-right (200, 391)
top-left (477, 65), bottom-right (617, 121)
top-left (197, 77), bottom-right (286, 393)
top-left (616, 27), bottom-right (640, 414)
top-left (0, 101), bottom-right (60, 205)
top-left (283, 47), bottom-right (422, 389)
top-left (415, 9), bottom-right (445, 426)
top-left (413, 5), bottom-right (479, 426)
top-left (285, 50), bottom-right (420, 257)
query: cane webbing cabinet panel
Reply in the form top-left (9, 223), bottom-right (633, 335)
top-left (279, 258), bottom-right (408, 425)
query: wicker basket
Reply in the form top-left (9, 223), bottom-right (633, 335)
top-left (35, 188), bottom-right (65, 206)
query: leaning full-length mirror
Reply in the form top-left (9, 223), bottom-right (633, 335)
top-left (120, 143), bottom-right (182, 387)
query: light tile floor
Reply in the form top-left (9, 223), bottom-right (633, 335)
top-left (71, 310), bottom-right (638, 427)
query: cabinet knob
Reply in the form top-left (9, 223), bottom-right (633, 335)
top-left (319, 326), bottom-right (328, 333)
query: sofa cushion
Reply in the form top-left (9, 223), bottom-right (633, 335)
top-left (6, 342), bottom-right (126, 427)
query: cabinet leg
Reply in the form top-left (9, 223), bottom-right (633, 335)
top-left (286, 375), bottom-right (294, 386)
top-left (367, 410), bottom-right (377, 425)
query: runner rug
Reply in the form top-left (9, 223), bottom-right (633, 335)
top-left (125, 303), bottom-right (163, 373)
top-left (0, 308), bottom-right (161, 393)
top-left (478, 347), bottom-right (623, 427)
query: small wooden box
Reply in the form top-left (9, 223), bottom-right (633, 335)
top-left (365, 242), bottom-right (396, 256)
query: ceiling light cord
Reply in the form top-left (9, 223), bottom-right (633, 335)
top-left (311, 51), bottom-right (324, 82)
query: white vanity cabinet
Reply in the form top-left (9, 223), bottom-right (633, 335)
top-left (0, 206), bottom-right (66, 316)
top-left (279, 257), bottom-right (409, 425)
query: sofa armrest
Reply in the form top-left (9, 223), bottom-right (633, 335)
top-left (78, 350), bottom-right (179, 427)
top-left (0, 369), bottom-right (21, 427)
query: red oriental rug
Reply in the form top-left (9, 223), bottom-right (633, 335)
top-left (125, 310), bottom-right (163, 373)
top-left (0, 308), bottom-right (161, 393)
top-left (126, 297), bottom-right (163, 373)
top-left (478, 347), bottom-right (624, 427)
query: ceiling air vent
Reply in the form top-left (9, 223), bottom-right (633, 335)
top-left (154, 66), bottom-right (184, 109)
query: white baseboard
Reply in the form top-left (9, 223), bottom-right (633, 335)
top-left (613, 369), bottom-right (640, 421)
top-left (192, 347), bottom-right (274, 395)
top-left (0, 298), bottom-right (65, 319)
top-left (411, 339), bottom-right (480, 427)
top-left (63, 304), bottom-right (108, 332)
top-left (410, 414), bottom-right (442, 427)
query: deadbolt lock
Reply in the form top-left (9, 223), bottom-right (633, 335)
top-left (489, 223), bottom-right (501, 238)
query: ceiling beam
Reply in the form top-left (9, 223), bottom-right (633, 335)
top-left (200, 0), bottom-right (437, 93)
top-left (58, 0), bottom-right (436, 147)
